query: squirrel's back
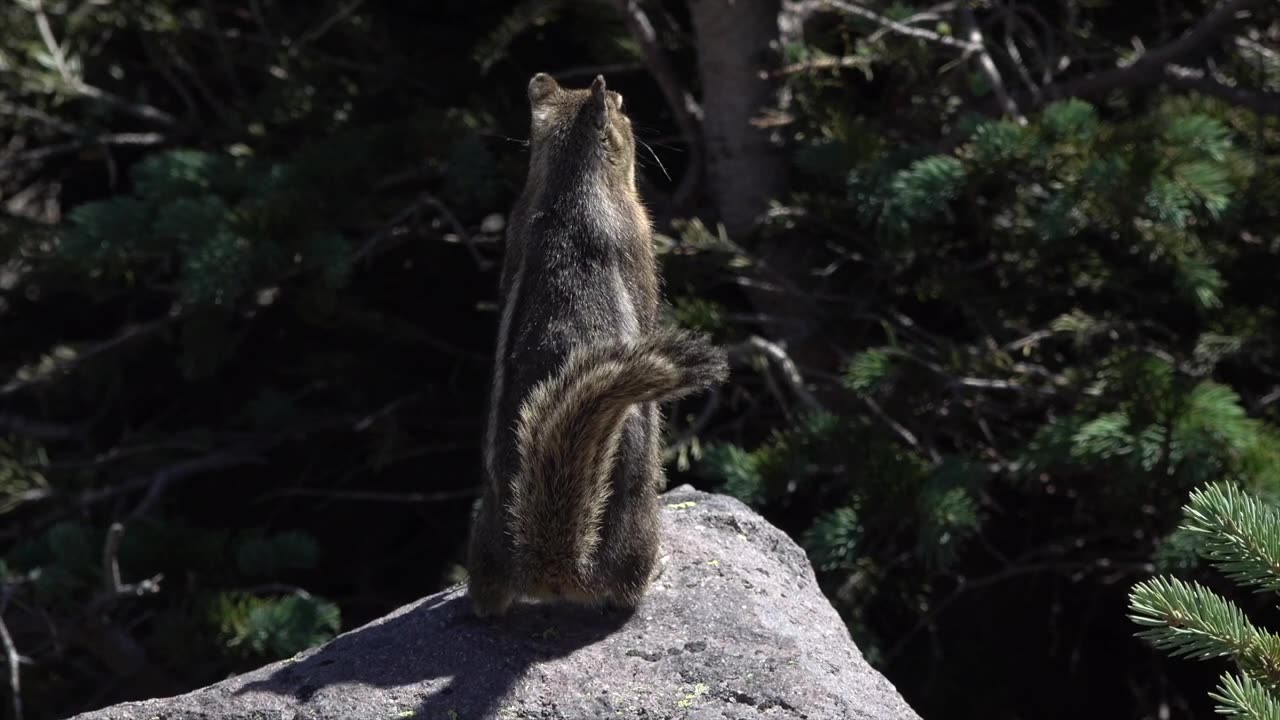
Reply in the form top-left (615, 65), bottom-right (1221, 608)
top-left (467, 74), bottom-right (727, 618)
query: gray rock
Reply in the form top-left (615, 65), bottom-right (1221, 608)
top-left (71, 486), bottom-right (922, 720)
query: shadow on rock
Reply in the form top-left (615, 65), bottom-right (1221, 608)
top-left (235, 588), bottom-right (634, 717)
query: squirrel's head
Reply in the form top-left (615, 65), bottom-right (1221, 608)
top-left (525, 72), bottom-right (636, 193)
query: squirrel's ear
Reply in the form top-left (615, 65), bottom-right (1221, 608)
top-left (528, 73), bottom-right (561, 106)
top-left (590, 75), bottom-right (609, 127)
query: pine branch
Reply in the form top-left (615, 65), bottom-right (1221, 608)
top-left (1183, 483), bottom-right (1280, 593)
top-left (1129, 576), bottom-right (1280, 688)
top-left (1213, 672), bottom-right (1280, 719)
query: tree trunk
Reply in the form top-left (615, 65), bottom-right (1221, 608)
top-left (687, 0), bottom-right (787, 240)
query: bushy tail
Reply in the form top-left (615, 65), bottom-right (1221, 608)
top-left (507, 329), bottom-right (728, 591)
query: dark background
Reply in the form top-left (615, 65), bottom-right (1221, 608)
top-left (1, 1), bottom-right (1278, 718)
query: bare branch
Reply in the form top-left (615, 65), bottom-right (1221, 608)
top-left (70, 85), bottom-right (178, 127)
top-left (956, 5), bottom-right (1026, 124)
top-left (0, 102), bottom-right (77, 134)
top-left (863, 395), bottom-right (940, 462)
top-left (727, 336), bottom-right (824, 414)
top-left (0, 414), bottom-right (82, 441)
top-left (1236, 35), bottom-right (1280, 65)
top-left (100, 523), bottom-right (163, 599)
top-left (867, 3), bottom-right (954, 44)
top-left (611, 0), bottom-right (705, 211)
top-left (2, 132), bottom-right (166, 166)
top-left (351, 191), bottom-right (495, 272)
top-left (664, 387), bottom-right (723, 463)
top-left (198, 0), bottom-right (246, 104)
top-left (0, 314), bottom-right (179, 397)
top-left (26, 0), bottom-right (177, 126)
top-left (420, 193), bottom-right (496, 272)
top-left (1038, 0), bottom-right (1267, 107)
top-left (258, 488), bottom-right (479, 503)
top-left (0, 598), bottom-right (21, 720)
top-left (102, 523), bottom-right (124, 594)
top-left (129, 451), bottom-right (266, 520)
top-left (802, 0), bottom-right (1026, 122)
top-left (802, 0), bottom-right (978, 51)
top-left (1164, 64), bottom-right (1280, 115)
top-left (293, 0), bottom-right (366, 52)
top-left (774, 55), bottom-right (872, 77)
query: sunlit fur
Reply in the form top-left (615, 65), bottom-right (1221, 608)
top-left (469, 73), bottom-right (728, 617)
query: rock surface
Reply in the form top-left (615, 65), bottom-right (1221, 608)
top-left (71, 486), bottom-right (922, 720)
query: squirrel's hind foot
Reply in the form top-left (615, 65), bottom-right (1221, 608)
top-left (468, 582), bottom-right (515, 618)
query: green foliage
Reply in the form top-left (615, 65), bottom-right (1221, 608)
top-left (1130, 483), bottom-right (1280, 717)
top-left (917, 460), bottom-right (984, 571)
top-left (804, 506), bottom-right (863, 572)
top-left (3, 1), bottom-right (1279, 719)
top-left (669, 296), bottom-right (727, 335)
top-left (1039, 99), bottom-right (1100, 142)
top-left (6, 519), bottom-right (337, 660)
top-left (842, 348), bottom-right (896, 396)
top-left (211, 591), bottom-right (341, 658)
top-left (63, 149), bottom-right (354, 305)
top-left (1182, 484), bottom-right (1280, 594)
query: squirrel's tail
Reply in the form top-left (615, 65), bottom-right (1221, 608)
top-left (506, 329), bottom-right (728, 594)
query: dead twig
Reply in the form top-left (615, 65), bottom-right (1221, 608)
top-left (727, 336), bottom-right (823, 414)
top-left (198, 0), bottom-right (246, 104)
top-left (27, 0), bottom-right (176, 126)
top-left (1164, 64), bottom-right (1280, 115)
top-left (612, 0), bottom-right (705, 211)
top-left (0, 101), bottom-right (77, 134)
top-left (664, 387), bottom-right (724, 463)
top-left (2, 133), bottom-right (166, 167)
top-left (773, 55), bottom-right (871, 77)
top-left (101, 523), bottom-right (162, 598)
top-left (802, 0), bottom-right (978, 51)
top-left (420, 193), bottom-right (496, 272)
top-left (863, 395), bottom-right (940, 462)
top-left (0, 414), bottom-right (83, 442)
top-left (293, 0), bottom-right (366, 53)
top-left (128, 451), bottom-right (266, 520)
top-left (352, 192), bottom-right (494, 271)
top-left (0, 589), bottom-right (21, 720)
top-left (1036, 0), bottom-right (1266, 108)
top-left (258, 488), bottom-right (478, 503)
top-left (957, 5), bottom-right (1027, 124)
top-left (0, 314), bottom-right (180, 398)
top-left (867, 3), bottom-right (954, 44)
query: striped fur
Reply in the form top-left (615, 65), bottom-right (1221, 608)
top-left (466, 73), bottom-right (728, 618)
top-left (506, 331), bottom-right (728, 594)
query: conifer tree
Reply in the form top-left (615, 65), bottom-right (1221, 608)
top-left (1130, 482), bottom-right (1280, 719)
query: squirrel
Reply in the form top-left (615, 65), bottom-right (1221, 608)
top-left (466, 73), bottom-right (728, 618)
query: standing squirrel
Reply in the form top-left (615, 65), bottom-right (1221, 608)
top-left (467, 73), bottom-right (728, 618)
